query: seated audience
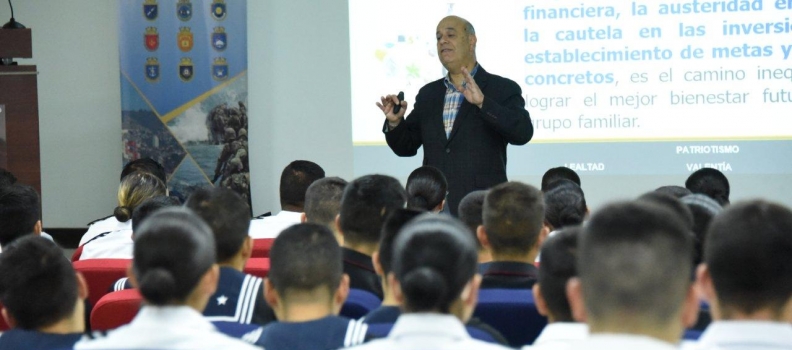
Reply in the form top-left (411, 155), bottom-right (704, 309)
top-left (337, 175), bottom-right (407, 299)
top-left (679, 194), bottom-right (722, 265)
top-left (458, 190), bottom-right (492, 266)
top-left (249, 160), bottom-right (325, 239)
top-left (685, 168), bottom-right (730, 207)
top-left (541, 167), bottom-right (581, 192)
top-left (478, 182), bottom-right (546, 289)
top-left (303, 177), bottom-right (348, 242)
top-left (0, 236), bottom-right (87, 349)
top-left (74, 208), bottom-right (260, 349)
top-left (80, 158), bottom-right (167, 245)
top-left (79, 172), bottom-right (167, 260)
top-left (655, 185), bottom-right (692, 199)
top-left (689, 200), bottom-right (792, 349)
top-left (638, 191), bottom-right (695, 230)
top-left (258, 223), bottom-right (367, 349)
top-left (405, 166), bottom-right (447, 212)
top-left (0, 184), bottom-right (42, 250)
top-left (350, 214), bottom-right (508, 349)
top-left (526, 227), bottom-right (588, 350)
top-left (543, 180), bottom-right (587, 232)
top-left (566, 201), bottom-right (699, 349)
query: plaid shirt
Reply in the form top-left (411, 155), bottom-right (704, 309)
top-left (442, 64), bottom-right (479, 138)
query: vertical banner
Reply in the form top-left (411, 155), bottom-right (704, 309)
top-left (119, 0), bottom-right (249, 203)
top-left (0, 104), bottom-right (6, 168)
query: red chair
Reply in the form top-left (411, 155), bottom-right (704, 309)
top-left (90, 289), bottom-right (142, 331)
top-left (243, 258), bottom-right (270, 279)
top-left (251, 239), bottom-right (274, 258)
top-left (73, 259), bottom-right (132, 306)
top-left (71, 245), bottom-right (85, 262)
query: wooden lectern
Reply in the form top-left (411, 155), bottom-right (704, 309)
top-left (0, 28), bottom-right (41, 195)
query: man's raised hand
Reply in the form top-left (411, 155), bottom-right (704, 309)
top-left (460, 67), bottom-right (484, 108)
top-left (376, 94), bottom-right (408, 124)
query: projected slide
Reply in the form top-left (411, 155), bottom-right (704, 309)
top-left (349, 0), bottom-right (792, 176)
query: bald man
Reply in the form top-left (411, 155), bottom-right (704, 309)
top-left (377, 16), bottom-right (533, 216)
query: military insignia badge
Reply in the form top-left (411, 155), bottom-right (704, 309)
top-left (179, 57), bottom-right (194, 82)
top-left (210, 0), bottom-right (227, 21)
top-left (211, 27), bottom-right (227, 51)
top-left (177, 27), bottom-right (194, 52)
top-left (212, 57), bottom-right (229, 81)
top-left (145, 57), bottom-right (160, 82)
top-left (177, 0), bottom-right (192, 21)
top-left (144, 27), bottom-right (159, 51)
top-left (143, 0), bottom-right (158, 21)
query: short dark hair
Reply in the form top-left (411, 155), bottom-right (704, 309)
top-left (304, 177), bottom-right (348, 226)
top-left (279, 160), bottom-right (325, 209)
top-left (121, 158), bottom-right (167, 185)
top-left (393, 214), bottom-right (478, 313)
top-left (269, 223), bottom-right (342, 299)
top-left (338, 175), bottom-right (407, 246)
top-left (543, 180), bottom-right (587, 230)
top-left (655, 186), bottom-right (692, 199)
top-left (637, 191), bottom-right (695, 231)
top-left (0, 236), bottom-right (79, 330)
top-left (131, 196), bottom-right (181, 232)
top-left (685, 168), bottom-right (730, 206)
top-left (458, 190), bottom-right (487, 249)
top-left (0, 184), bottom-right (40, 247)
top-left (378, 209), bottom-right (424, 275)
top-left (133, 208), bottom-right (216, 305)
top-left (482, 182), bottom-right (545, 256)
top-left (579, 201), bottom-right (693, 327)
top-left (538, 227), bottom-right (581, 322)
top-left (185, 187), bottom-right (252, 263)
top-left (406, 166), bottom-right (447, 211)
top-left (705, 200), bottom-right (792, 317)
top-left (0, 168), bottom-right (17, 188)
top-left (680, 194), bottom-right (722, 265)
top-left (541, 167), bottom-right (581, 192)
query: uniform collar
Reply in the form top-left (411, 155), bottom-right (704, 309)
top-left (389, 314), bottom-right (469, 341)
top-left (531, 322), bottom-right (588, 346)
top-left (573, 334), bottom-right (678, 350)
top-left (342, 248), bottom-right (375, 272)
top-left (482, 261), bottom-right (538, 277)
top-left (695, 320), bottom-right (792, 348)
top-left (132, 306), bottom-right (216, 332)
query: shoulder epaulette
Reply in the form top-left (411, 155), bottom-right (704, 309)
top-left (253, 212), bottom-right (272, 219)
top-left (86, 215), bottom-right (114, 227)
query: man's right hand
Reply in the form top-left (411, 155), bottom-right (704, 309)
top-left (376, 94), bottom-right (408, 126)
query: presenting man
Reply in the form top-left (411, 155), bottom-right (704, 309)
top-left (377, 16), bottom-right (533, 216)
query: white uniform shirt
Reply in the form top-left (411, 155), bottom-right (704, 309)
top-left (79, 217), bottom-right (126, 246)
top-left (566, 334), bottom-right (679, 350)
top-left (523, 322), bottom-right (588, 350)
top-left (248, 211), bottom-right (302, 239)
top-left (79, 221), bottom-right (133, 260)
top-left (347, 313), bottom-right (510, 350)
top-left (681, 321), bottom-right (792, 350)
top-left (74, 305), bottom-right (260, 350)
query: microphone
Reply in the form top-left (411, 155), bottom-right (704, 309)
top-left (393, 91), bottom-right (405, 114)
top-left (3, 0), bottom-right (26, 29)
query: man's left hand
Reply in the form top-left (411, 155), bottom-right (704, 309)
top-left (460, 67), bottom-right (484, 108)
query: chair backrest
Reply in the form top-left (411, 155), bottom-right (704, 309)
top-left (0, 303), bottom-right (9, 331)
top-left (71, 245), bottom-right (85, 262)
top-left (90, 289), bottom-right (142, 331)
top-left (473, 288), bottom-right (547, 347)
top-left (73, 259), bottom-right (132, 306)
top-left (251, 239), bottom-right (274, 258)
top-left (340, 289), bottom-right (382, 319)
top-left (243, 258), bottom-right (270, 279)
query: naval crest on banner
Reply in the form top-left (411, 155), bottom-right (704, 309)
top-left (145, 57), bottom-right (160, 82)
top-left (211, 0), bottom-right (227, 21)
top-left (212, 57), bottom-right (229, 81)
top-left (211, 27), bottom-right (227, 51)
top-left (177, 27), bottom-right (194, 52)
top-left (179, 57), bottom-right (194, 82)
top-left (143, 0), bottom-right (158, 21)
top-left (144, 27), bottom-right (159, 51)
top-left (177, 0), bottom-right (193, 21)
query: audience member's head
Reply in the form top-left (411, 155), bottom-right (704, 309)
top-left (479, 182), bottom-right (546, 261)
top-left (265, 223), bottom-right (347, 320)
top-left (114, 171), bottom-right (167, 223)
top-left (121, 158), bottom-right (167, 185)
top-left (699, 200), bottom-right (792, 322)
top-left (458, 190), bottom-right (490, 263)
top-left (0, 236), bottom-right (87, 332)
top-left (680, 194), bottom-right (722, 265)
top-left (185, 187), bottom-right (252, 269)
top-left (374, 209), bottom-right (424, 289)
top-left (279, 160), bottom-right (325, 211)
top-left (303, 177), bottom-right (348, 235)
top-left (405, 166), bottom-right (447, 212)
top-left (0, 168), bottom-right (17, 188)
top-left (534, 227), bottom-right (580, 323)
top-left (337, 174), bottom-right (407, 254)
top-left (569, 201), bottom-right (698, 343)
top-left (391, 214), bottom-right (479, 321)
top-left (131, 208), bottom-right (218, 310)
top-left (541, 167), bottom-right (581, 192)
top-left (0, 184), bottom-right (41, 248)
top-left (543, 179), bottom-right (587, 231)
top-left (685, 168), bottom-right (730, 206)
top-left (638, 191), bottom-right (695, 231)
top-left (655, 185), bottom-right (692, 199)
top-left (131, 195), bottom-right (181, 233)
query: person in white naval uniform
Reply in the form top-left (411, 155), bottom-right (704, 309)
top-left (684, 200), bottom-right (792, 350)
top-left (74, 208), bottom-right (259, 350)
top-left (347, 214), bottom-right (509, 350)
top-left (565, 201), bottom-right (700, 350)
